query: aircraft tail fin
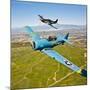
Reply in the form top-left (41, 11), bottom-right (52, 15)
top-left (54, 19), bottom-right (58, 24)
top-left (63, 33), bottom-right (73, 45)
top-left (64, 32), bottom-right (69, 40)
top-left (56, 33), bottom-right (72, 45)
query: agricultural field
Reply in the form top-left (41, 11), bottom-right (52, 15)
top-left (11, 42), bottom-right (87, 89)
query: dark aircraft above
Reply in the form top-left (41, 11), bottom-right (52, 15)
top-left (38, 15), bottom-right (58, 29)
top-left (25, 26), bottom-right (87, 77)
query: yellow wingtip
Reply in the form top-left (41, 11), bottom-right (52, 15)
top-left (76, 69), bottom-right (82, 74)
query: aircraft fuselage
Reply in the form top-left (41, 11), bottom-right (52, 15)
top-left (31, 39), bottom-right (58, 50)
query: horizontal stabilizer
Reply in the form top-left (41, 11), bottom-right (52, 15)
top-left (63, 39), bottom-right (73, 45)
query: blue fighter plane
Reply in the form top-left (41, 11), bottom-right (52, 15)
top-left (25, 26), bottom-right (87, 77)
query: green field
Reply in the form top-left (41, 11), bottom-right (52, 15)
top-left (11, 43), bottom-right (87, 89)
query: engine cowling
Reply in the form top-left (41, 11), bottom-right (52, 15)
top-left (31, 39), bottom-right (53, 50)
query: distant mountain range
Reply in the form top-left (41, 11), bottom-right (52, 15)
top-left (11, 24), bottom-right (87, 46)
top-left (11, 24), bottom-right (86, 34)
top-left (31, 24), bottom-right (86, 31)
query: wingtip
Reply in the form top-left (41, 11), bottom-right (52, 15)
top-left (38, 14), bottom-right (41, 17)
top-left (24, 26), bottom-right (30, 29)
top-left (80, 69), bottom-right (87, 77)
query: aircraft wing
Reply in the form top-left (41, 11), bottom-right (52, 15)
top-left (42, 48), bottom-right (81, 73)
top-left (25, 26), bottom-right (41, 41)
top-left (49, 24), bottom-right (58, 29)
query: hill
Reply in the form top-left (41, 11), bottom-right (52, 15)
top-left (11, 43), bottom-right (87, 89)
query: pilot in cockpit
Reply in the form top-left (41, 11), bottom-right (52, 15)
top-left (47, 35), bottom-right (57, 41)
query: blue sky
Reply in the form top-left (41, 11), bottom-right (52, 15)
top-left (11, 0), bottom-right (87, 28)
